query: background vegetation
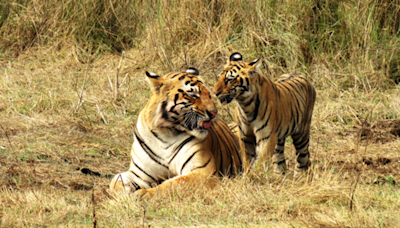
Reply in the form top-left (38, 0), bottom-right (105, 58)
top-left (1, 0), bottom-right (400, 227)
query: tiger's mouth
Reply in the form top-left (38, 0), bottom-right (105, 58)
top-left (198, 120), bottom-right (211, 129)
top-left (217, 95), bottom-right (234, 105)
top-left (181, 112), bottom-right (211, 131)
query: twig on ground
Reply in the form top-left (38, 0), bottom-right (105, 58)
top-left (95, 102), bottom-right (108, 125)
top-left (141, 205), bottom-right (146, 228)
top-left (75, 56), bottom-right (91, 113)
top-left (114, 51), bottom-right (125, 102)
top-left (92, 183), bottom-right (97, 228)
top-left (0, 123), bottom-right (14, 153)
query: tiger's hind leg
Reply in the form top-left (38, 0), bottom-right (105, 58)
top-left (272, 138), bottom-right (286, 174)
top-left (292, 131), bottom-right (311, 176)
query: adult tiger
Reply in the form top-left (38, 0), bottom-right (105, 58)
top-left (110, 67), bottom-right (244, 198)
top-left (213, 52), bottom-right (316, 176)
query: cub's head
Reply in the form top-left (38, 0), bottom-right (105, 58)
top-left (144, 67), bottom-right (217, 139)
top-left (213, 52), bottom-right (262, 105)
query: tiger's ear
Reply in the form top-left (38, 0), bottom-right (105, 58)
top-left (229, 52), bottom-right (243, 63)
top-left (185, 67), bottom-right (199, 76)
top-left (248, 58), bottom-right (262, 76)
top-left (145, 71), bottom-right (164, 92)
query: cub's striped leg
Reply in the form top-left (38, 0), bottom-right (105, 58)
top-left (253, 132), bottom-right (277, 171)
top-left (292, 130), bottom-right (311, 176)
top-left (272, 138), bottom-right (286, 174)
top-left (241, 136), bottom-right (256, 172)
top-left (229, 123), bottom-right (252, 173)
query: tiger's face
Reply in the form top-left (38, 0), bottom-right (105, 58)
top-left (213, 52), bottom-right (261, 105)
top-left (145, 68), bottom-right (217, 139)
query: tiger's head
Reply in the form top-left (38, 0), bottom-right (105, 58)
top-left (213, 52), bottom-right (262, 105)
top-left (143, 67), bottom-right (217, 139)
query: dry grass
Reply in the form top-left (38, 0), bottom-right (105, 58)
top-left (1, 0), bottom-right (400, 227)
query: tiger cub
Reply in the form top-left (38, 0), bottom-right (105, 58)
top-left (110, 68), bottom-right (244, 198)
top-left (213, 52), bottom-right (316, 175)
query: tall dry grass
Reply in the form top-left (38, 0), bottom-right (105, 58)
top-left (1, 0), bottom-right (399, 84)
top-left (1, 0), bottom-right (400, 227)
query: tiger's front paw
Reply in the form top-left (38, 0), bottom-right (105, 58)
top-left (110, 179), bottom-right (136, 194)
top-left (273, 161), bottom-right (287, 175)
top-left (133, 189), bottom-right (155, 199)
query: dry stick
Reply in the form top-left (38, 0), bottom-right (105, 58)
top-left (349, 101), bottom-right (380, 212)
top-left (141, 205), bottom-right (146, 228)
top-left (0, 124), bottom-right (14, 153)
top-left (114, 51), bottom-right (125, 102)
top-left (308, 101), bottom-right (322, 185)
top-left (95, 103), bottom-right (108, 125)
top-left (75, 57), bottom-right (91, 113)
top-left (92, 183), bottom-right (97, 228)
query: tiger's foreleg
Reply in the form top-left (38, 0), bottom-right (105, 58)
top-left (253, 132), bottom-right (277, 172)
top-left (133, 157), bottom-right (218, 198)
top-left (109, 171), bottom-right (145, 194)
top-left (240, 137), bottom-right (256, 173)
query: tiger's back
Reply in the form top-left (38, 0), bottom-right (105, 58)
top-left (275, 74), bottom-right (316, 138)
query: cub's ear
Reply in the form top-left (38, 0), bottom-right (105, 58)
top-left (145, 71), bottom-right (164, 92)
top-left (229, 52), bottom-right (243, 62)
top-left (248, 58), bottom-right (262, 75)
top-left (185, 67), bottom-right (199, 76)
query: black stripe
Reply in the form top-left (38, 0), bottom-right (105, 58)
top-left (134, 129), bottom-right (168, 169)
top-left (243, 140), bottom-right (255, 144)
top-left (128, 170), bottom-right (149, 188)
top-left (259, 98), bottom-right (268, 121)
top-left (151, 130), bottom-right (167, 143)
top-left (170, 73), bottom-right (181, 79)
top-left (134, 128), bottom-right (161, 159)
top-left (239, 109), bottom-right (249, 125)
top-left (275, 119), bottom-right (282, 133)
top-left (181, 150), bottom-right (200, 174)
top-left (243, 96), bottom-right (254, 107)
top-left (168, 136), bottom-right (195, 164)
top-left (282, 125), bottom-right (291, 138)
top-left (191, 157), bottom-right (212, 172)
top-left (133, 161), bottom-right (157, 182)
top-left (256, 134), bottom-right (271, 145)
top-left (298, 152), bottom-right (309, 158)
top-left (249, 94), bottom-right (260, 122)
top-left (294, 138), bottom-right (309, 151)
top-left (174, 94), bottom-right (179, 103)
top-left (212, 123), bottom-right (231, 173)
top-left (219, 122), bottom-right (242, 167)
top-left (256, 110), bottom-right (272, 133)
top-left (161, 101), bottom-right (169, 119)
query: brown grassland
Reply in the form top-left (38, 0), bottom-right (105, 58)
top-left (1, 0), bottom-right (400, 227)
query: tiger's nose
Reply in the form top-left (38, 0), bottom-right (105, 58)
top-left (207, 111), bottom-right (218, 119)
